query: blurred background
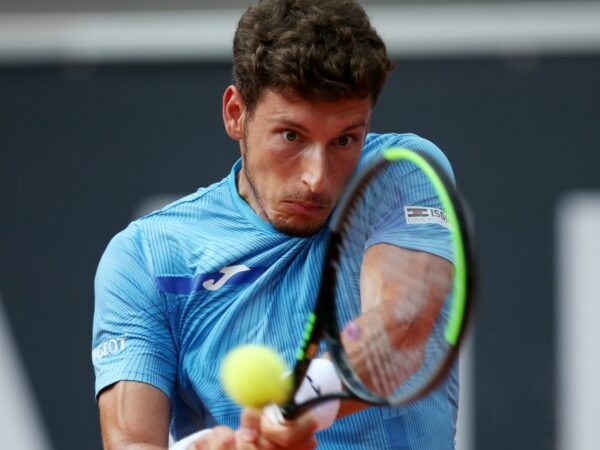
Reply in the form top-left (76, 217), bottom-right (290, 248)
top-left (1, 1), bottom-right (599, 449)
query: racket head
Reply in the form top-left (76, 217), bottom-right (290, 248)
top-left (319, 146), bottom-right (475, 406)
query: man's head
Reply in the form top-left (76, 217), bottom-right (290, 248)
top-left (232, 0), bottom-right (393, 114)
top-left (224, 0), bottom-right (393, 237)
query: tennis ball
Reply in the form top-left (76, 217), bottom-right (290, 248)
top-left (220, 344), bottom-right (291, 409)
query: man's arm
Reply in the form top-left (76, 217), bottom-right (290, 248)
top-left (99, 381), bottom-right (171, 450)
top-left (99, 381), bottom-right (318, 450)
top-left (337, 243), bottom-right (452, 417)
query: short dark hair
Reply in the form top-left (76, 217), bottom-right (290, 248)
top-left (232, 0), bottom-right (394, 113)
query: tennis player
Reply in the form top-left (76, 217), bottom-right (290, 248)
top-left (93, 0), bottom-right (459, 449)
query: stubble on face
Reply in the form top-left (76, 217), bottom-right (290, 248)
top-left (235, 90), bottom-right (371, 237)
top-left (240, 138), bottom-right (331, 237)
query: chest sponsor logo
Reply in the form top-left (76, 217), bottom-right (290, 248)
top-left (156, 265), bottom-right (267, 295)
top-left (202, 264), bottom-right (251, 291)
top-left (405, 206), bottom-right (451, 228)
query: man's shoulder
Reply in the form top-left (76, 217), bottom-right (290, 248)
top-left (108, 176), bottom-right (233, 252)
top-left (364, 132), bottom-right (443, 156)
top-left (362, 132), bottom-right (453, 178)
top-left (139, 177), bottom-right (231, 224)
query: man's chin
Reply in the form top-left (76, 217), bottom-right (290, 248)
top-left (271, 217), bottom-right (327, 237)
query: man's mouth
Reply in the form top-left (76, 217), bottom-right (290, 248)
top-left (286, 200), bottom-right (327, 213)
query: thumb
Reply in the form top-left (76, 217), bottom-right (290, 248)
top-left (237, 408), bottom-right (261, 444)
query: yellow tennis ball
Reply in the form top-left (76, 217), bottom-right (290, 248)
top-left (220, 344), bottom-right (291, 409)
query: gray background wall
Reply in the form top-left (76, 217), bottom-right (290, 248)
top-left (1, 2), bottom-right (600, 449)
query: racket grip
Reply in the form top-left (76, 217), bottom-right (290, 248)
top-left (266, 359), bottom-right (342, 431)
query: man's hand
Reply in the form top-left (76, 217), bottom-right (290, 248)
top-left (189, 408), bottom-right (317, 450)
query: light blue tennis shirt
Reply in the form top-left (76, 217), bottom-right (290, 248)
top-left (93, 132), bottom-right (459, 449)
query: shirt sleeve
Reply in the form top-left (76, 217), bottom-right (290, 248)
top-left (92, 222), bottom-right (177, 400)
top-left (363, 134), bottom-right (455, 262)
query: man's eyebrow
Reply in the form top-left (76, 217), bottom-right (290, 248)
top-left (268, 118), bottom-right (368, 133)
top-left (341, 120), bottom-right (369, 132)
top-left (268, 118), bottom-right (309, 132)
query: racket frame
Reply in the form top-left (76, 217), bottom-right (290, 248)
top-left (282, 146), bottom-right (475, 417)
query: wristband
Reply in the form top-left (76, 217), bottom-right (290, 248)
top-left (264, 358), bottom-right (342, 431)
top-left (169, 429), bottom-right (211, 450)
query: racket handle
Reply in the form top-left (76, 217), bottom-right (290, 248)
top-left (273, 359), bottom-right (342, 430)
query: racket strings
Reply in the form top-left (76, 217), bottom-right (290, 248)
top-left (334, 159), bottom-right (455, 399)
top-left (356, 309), bottom-right (393, 395)
top-left (366, 310), bottom-right (404, 395)
top-left (350, 258), bottom-right (447, 397)
top-left (336, 164), bottom-right (399, 395)
top-left (362, 265), bottom-right (417, 396)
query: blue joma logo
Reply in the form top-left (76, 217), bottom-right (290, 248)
top-left (202, 265), bottom-right (251, 291)
top-left (156, 265), bottom-right (267, 294)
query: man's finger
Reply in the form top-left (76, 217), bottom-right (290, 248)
top-left (190, 427), bottom-right (235, 450)
top-left (259, 408), bottom-right (318, 448)
top-left (236, 408), bottom-right (261, 445)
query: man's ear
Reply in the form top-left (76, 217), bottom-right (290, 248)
top-left (223, 85), bottom-right (246, 140)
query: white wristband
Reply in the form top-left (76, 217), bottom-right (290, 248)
top-left (169, 429), bottom-right (211, 450)
top-left (264, 358), bottom-right (342, 431)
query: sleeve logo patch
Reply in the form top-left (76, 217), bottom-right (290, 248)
top-left (92, 337), bottom-right (126, 363)
top-left (405, 206), bottom-right (451, 228)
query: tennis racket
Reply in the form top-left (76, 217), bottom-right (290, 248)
top-left (281, 146), bottom-right (475, 419)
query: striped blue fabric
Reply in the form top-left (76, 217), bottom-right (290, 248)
top-left (92, 133), bottom-right (458, 449)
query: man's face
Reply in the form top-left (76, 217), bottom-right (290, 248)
top-left (224, 87), bottom-right (372, 236)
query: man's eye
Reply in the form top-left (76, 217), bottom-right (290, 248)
top-left (336, 135), bottom-right (353, 147)
top-left (283, 131), bottom-right (298, 142)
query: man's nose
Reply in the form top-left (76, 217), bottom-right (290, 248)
top-left (300, 146), bottom-right (328, 193)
